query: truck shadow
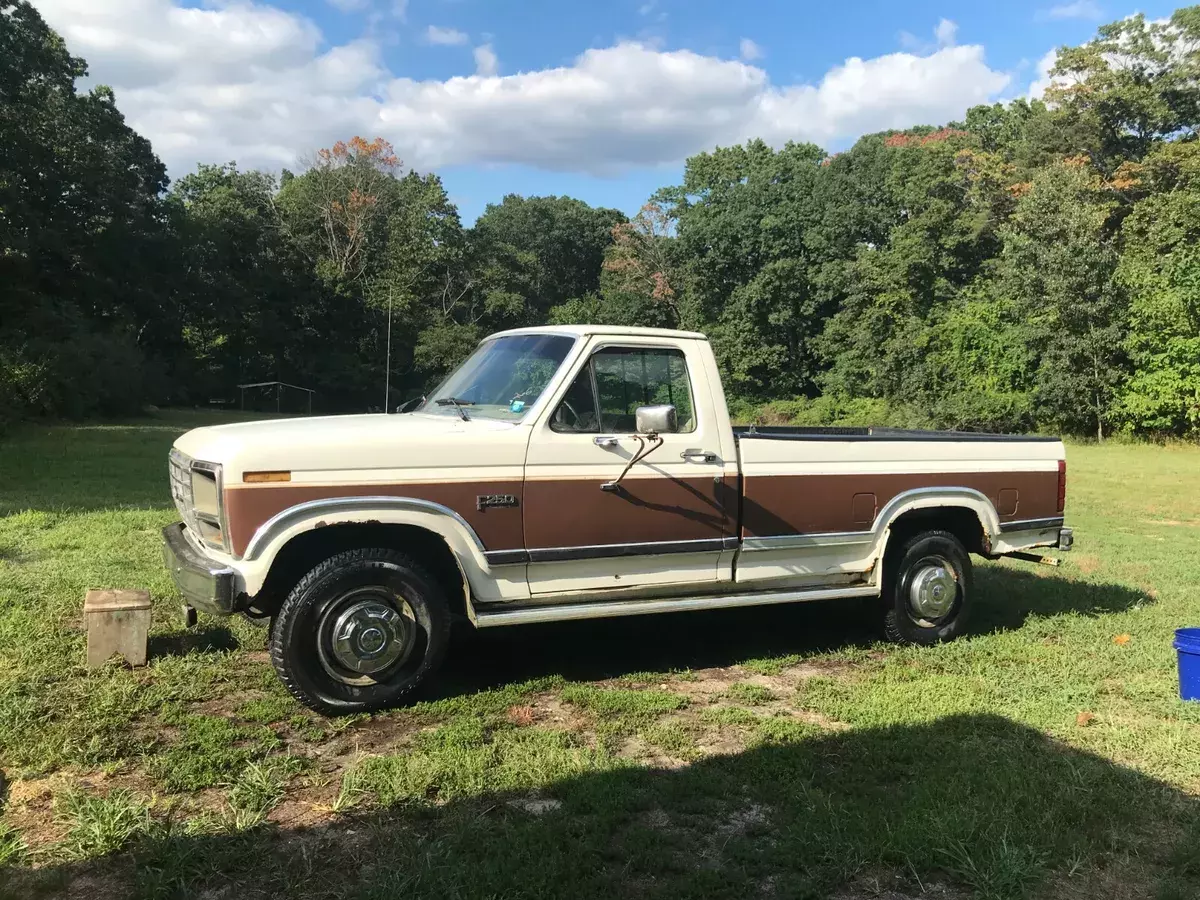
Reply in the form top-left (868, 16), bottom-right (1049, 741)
top-left (9, 714), bottom-right (1197, 899)
top-left (441, 565), bottom-right (1148, 693)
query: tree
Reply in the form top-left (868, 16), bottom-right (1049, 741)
top-left (671, 140), bottom-right (831, 398)
top-left (1, 0), bottom-right (172, 419)
top-left (995, 159), bottom-right (1128, 439)
top-left (1115, 141), bottom-right (1200, 436)
top-left (602, 203), bottom-right (681, 324)
top-left (469, 195), bottom-right (625, 327)
top-left (1048, 9), bottom-right (1200, 168)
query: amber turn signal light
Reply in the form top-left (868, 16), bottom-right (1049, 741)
top-left (243, 471), bottom-right (291, 483)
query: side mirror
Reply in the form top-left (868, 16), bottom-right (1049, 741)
top-left (635, 404), bottom-right (677, 435)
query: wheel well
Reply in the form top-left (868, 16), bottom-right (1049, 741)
top-left (884, 506), bottom-right (988, 558)
top-left (251, 524), bottom-right (469, 619)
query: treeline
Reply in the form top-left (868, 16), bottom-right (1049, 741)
top-left (2, 1), bottom-right (1199, 437)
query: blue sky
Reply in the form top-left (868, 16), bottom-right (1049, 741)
top-left (35, 0), bottom-right (1180, 222)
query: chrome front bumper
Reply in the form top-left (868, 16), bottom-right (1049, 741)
top-left (162, 523), bottom-right (238, 616)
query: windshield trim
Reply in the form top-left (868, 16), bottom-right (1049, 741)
top-left (419, 332), bottom-right (581, 424)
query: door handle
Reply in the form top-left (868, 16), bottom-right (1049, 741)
top-left (680, 448), bottom-right (718, 462)
top-left (594, 435), bottom-right (620, 448)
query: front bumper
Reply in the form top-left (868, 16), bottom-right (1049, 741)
top-left (162, 523), bottom-right (238, 616)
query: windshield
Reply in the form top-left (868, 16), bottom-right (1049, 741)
top-left (421, 333), bottom-right (577, 421)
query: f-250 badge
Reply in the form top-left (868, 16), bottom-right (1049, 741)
top-left (477, 494), bottom-right (519, 510)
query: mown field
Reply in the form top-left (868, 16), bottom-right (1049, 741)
top-left (0, 413), bottom-right (1198, 900)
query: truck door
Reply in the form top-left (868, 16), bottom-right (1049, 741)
top-left (522, 338), bottom-right (736, 596)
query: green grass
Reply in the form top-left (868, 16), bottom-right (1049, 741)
top-left (55, 790), bottom-right (153, 861)
top-left (723, 682), bottom-right (777, 705)
top-left (0, 416), bottom-right (1198, 898)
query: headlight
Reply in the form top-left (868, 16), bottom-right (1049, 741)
top-left (189, 462), bottom-right (229, 552)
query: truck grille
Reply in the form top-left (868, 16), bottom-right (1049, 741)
top-left (169, 449), bottom-right (199, 535)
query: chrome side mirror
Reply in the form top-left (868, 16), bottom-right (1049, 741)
top-left (635, 404), bottom-right (677, 435)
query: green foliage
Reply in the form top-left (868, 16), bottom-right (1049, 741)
top-left (1114, 142), bottom-right (1200, 437)
top-left (3, 1), bottom-right (1200, 436)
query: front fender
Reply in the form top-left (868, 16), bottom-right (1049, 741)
top-left (234, 496), bottom-right (527, 603)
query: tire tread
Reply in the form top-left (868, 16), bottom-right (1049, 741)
top-left (882, 529), bottom-right (972, 645)
top-left (268, 547), bottom-right (450, 715)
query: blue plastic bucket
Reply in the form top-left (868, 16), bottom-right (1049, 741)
top-left (1175, 628), bottom-right (1200, 701)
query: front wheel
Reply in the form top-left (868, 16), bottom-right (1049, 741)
top-left (883, 530), bottom-right (972, 645)
top-left (268, 548), bottom-right (451, 715)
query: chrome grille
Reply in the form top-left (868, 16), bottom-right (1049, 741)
top-left (169, 449), bottom-right (199, 535)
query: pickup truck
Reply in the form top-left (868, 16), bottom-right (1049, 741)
top-left (163, 325), bottom-right (1072, 714)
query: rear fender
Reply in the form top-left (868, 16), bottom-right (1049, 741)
top-left (871, 487), bottom-right (999, 572)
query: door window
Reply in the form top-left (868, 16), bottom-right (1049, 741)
top-left (550, 346), bottom-right (695, 434)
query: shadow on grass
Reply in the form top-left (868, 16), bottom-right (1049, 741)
top-left (148, 626), bottom-right (240, 658)
top-left (972, 562), bottom-right (1150, 635)
top-left (6, 714), bottom-right (1197, 900)
top-left (437, 565), bottom-right (1149, 695)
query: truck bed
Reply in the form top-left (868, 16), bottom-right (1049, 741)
top-left (731, 425), bottom-right (1066, 549)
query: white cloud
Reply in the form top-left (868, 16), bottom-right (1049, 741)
top-left (935, 18), bottom-right (958, 47)
top-left (326, 0), bottom-right (368, 10)
top-left (1036, 1), bottom-right (1104, 21)
top-left (31, 0), bottom-right (1012, 179)
top-left (739, 38), bottom-right (763, 62)
top-left (392, 0), bottom-right (407, 21)
top-left (473, 42), bottom-right (498, 76)
top-left (900, 18), bottom-right (959, 53)
top-left (1027, 48), bottom-right (1059, 99)
top-left (425, 25), bottom-right (468, 46)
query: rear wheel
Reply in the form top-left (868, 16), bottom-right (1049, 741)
top-left (268, 548), bottom-right (451, 715)
top-left (883, 530), bottom-right (972, 645)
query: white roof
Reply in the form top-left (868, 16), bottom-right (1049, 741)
top-left (487, 324), bottom-right (708, 341)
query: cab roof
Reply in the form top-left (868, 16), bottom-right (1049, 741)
top-left (487, 324), bottom-right (708, 341)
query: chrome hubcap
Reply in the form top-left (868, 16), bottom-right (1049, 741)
top-left (908, 561), bottom-right (957, 621)
top-left (322, 594), bottom-right (413, 681)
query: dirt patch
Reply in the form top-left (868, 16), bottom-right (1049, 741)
top-left (1037, 860), bottom-right (1156, 900)
top-left (531, 695), bottom-right (594, 734)
top-left (830, 872), bottom-right (968, 899)
top-left (618, 735), bottom-right (689, 769)
top-left (62, 870), bottom-right (134, 900)
top-left (507, 796), bottom-right (562, 816)
top-left (716, 803), bottom-right (771, 836)
top-left (268, 794), bottom-right (337, 830)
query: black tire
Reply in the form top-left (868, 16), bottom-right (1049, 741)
top-left (882, 530), bottom-right (972, 645)
top-left (268, 548), bottom-right (451, 716)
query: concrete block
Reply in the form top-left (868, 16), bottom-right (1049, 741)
top-left (84, 589), bottom-right (151, 668)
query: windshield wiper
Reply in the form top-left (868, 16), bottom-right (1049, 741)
top-left (434, 397), bottom-right (473, 421)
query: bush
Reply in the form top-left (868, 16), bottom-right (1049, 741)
top-left (733, 395), bottom-right (914, 429)
top-left (0, 329), bottom-right (149, 421)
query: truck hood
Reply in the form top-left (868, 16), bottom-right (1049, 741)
top-left (174, 412), bottom-right (528, 485)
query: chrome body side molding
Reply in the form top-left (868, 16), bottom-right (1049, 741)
top-left (473, 584), bottom-right (879, 627)
top-left (485, 536), bottom-right (738, 567)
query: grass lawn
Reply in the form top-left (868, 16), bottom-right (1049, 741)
top-left (1, 413), bottom-right (1198, 899)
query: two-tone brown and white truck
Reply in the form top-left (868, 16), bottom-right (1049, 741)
top-left (163, 325), bottom-right (1072, 714)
